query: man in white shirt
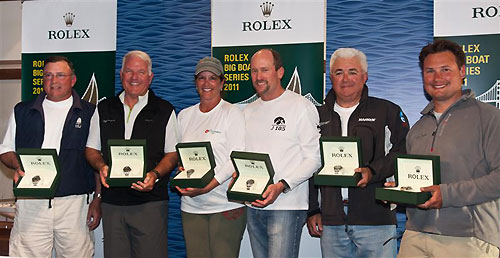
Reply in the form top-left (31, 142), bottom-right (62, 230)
top-left (244, 49), bottom-right (321, 258)
top-left (85, 50), bottom-right (178, 257)
top-left (0, 56), bottom-right (100, 257)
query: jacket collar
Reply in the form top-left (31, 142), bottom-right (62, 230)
top-left (30, 89), bottom-right (82, 114)
top-left (324, 84), bottom-right (369, 107)
top-left (421, 89), bottom-right (474, 115)
top-left (115, 89), bottom-right (158, 110)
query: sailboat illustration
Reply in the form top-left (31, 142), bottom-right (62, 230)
top-left (286, 67), bottom-right (302, 94)
top-left (81, 73), bottom-right (106, 105)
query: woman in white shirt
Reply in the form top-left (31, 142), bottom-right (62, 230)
top-left (176, 57), bottom-right (246, 258)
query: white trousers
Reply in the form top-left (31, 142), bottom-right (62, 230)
top-left (9, 194), bottom-right (94, 258)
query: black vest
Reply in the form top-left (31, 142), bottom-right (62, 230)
top-left (98, 90), bottom-right (174, 205)
top-left (14, 91), bottom-right (96, 197)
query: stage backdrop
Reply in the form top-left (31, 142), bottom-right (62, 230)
top-left (115, 1), bottom-right (433, 257)
top-left (212, 0), bottom-right (325, 105)
top-left (21, 0), bottom-right (116, 104)
top-left (434, 0), bottom-right (499, 109)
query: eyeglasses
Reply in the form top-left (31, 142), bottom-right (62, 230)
top-left (43, 72), bottom-right (73, 80)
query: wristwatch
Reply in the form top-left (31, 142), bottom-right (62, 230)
top-left (279, 179), bottom-right (291, 193)
top-left (151, 169), bottom-right (161, 179)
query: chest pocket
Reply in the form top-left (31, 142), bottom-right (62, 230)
top-left (352, 125), bottom-right (375, 166)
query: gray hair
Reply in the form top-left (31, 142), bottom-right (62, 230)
top-left (329, 48), bottom-right (368, 73)
top-left (121, 50), bottom-right (153, 75)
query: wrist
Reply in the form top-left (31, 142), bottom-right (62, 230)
top-left (93, 192), bottom-right (102, 201)
top-left (278, 179), bottom-right (290, 193)
top-left (151, 169), bottom-right (161, 180)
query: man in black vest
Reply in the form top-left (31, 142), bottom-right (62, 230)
top-left (86, 50), bottom-right (179, 257)
top-left (0, 56), bottom-right (100, 257)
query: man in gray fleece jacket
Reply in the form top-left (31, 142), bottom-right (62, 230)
top-left (397, 39), bottom-right (500, 257)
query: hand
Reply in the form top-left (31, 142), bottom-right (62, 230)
top-left (384, 181), bottom-right (396, 187)
top-left (86, 196), bottom-right (101, 230)
top-left (355, 167), bottom-right (372, 188)
top-left (306, 214), bottom-right (323, 237)
top-left (99, 165), bottom-right (110, 188)
top-left (418, 185), bottom-right (442, 209)
top-left (131, 171), bottom-right (156, 192)
top-left (175, 186), bottom-right (208, 197)
top-left (13, 168), bottom-right (25, 184)
top-left (176, 178), bottom-right (219, 198)
top-left (251, 182), bottom-right (285, 208)
top-left (228, 172), bottom-right (237, 189)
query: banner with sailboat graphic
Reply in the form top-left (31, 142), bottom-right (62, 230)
top-left (21, 0), bottom-right (116, 104)
top-left (434, 0), bottom-right (499, 109)
top-left (212, 0), bottom-right (325, 105)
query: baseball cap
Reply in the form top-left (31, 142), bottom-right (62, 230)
top-left (195, 57), bottom-right (223, 76)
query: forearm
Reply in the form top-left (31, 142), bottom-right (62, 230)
top-left (285, 157), bottom-right (321, 189)
top-left (0, 151), bottom-right (20, 170)
top-left (94, 171), bottom-right (101, 194)
top-left (153, 152), bottom-right (178, 177)
top-left (308, 177), bottom-right (321, 216)
top-left (441, 170), bottom-right (500, 207)
top-left (85, 147), bottom-right (107, 171)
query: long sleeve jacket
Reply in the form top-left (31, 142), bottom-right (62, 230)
top-left (406, 90), bottom-right (500, 247)
top-left (308, 86), bottom-right (409, 225)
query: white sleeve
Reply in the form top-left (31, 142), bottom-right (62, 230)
top-left (283, 102), bottom-right (321, 189)
top-left (85, 108), bottom-right (101, 151)
top-left (164, 110), bottom-right (179, 153)
top-left (213, 107), bottom-right (245, 184)
top-left (0, 111), bottom-right (17, 154)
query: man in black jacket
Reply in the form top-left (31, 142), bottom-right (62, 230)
top-left (307, 48), bottom-right (409, 258)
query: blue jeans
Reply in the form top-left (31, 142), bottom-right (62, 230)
top-left (247, 208), bottom-right (307, 258)
top-left (321, 224), bottom-right (397, 258)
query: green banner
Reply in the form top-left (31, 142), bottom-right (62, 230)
top-left (22, 51), bottom-right (116, 103)
top-left (214, 43), bottom-right (324, 105)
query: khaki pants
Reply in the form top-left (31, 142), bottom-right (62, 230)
top-left (182, 207), bottom-right (246, 258)
top-left (398, 230), bottom-right (499, 258)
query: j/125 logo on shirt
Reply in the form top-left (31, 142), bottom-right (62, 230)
top-left (270, 116), bottom-right (286, 131)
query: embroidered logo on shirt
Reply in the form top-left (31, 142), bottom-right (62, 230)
top-left (75, 117), bottom-right (82, 128)
top-left (204, 129), bottom-right (221, 134)
top-left (318, 120), bottom-right (331, 127)
top-left (270, 116), bottom-right (286, 131)
top-left (358, 117), bottom-right (376, 122)
top-left (399, 111), bottom-right (409, 128)
top-left (103, 119), bottom-right (116, 123)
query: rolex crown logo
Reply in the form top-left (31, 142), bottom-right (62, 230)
top-left (415, 166), bottom-right (421, 173)
top-left (125, 148), bottom-right (130, 152)
top-left (37, 157), bottom-right (42, 162)
top-left (338, 146), bottom-right (344, 152)
top-left (250, 161), bottom-right (255, 165)
top-left (63, 12), bottom-right (75, 27)
top-left (193, 151), bottom-right (199, 156)
top-left (260, 1), bottom-right (274, 17)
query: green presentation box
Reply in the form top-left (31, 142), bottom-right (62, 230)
top-left (14, 148), bottom-right (60, 198)
top-left (314, 136), bottom-right (363, 187)
top-left (376, 154), bottom-right (440, 205)
top-left (171, 142), bottom-right (216, 189)
top-left (107, 139), bottom-right (147, 187)
top-left (227, 151), bottom-right (275, 203)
